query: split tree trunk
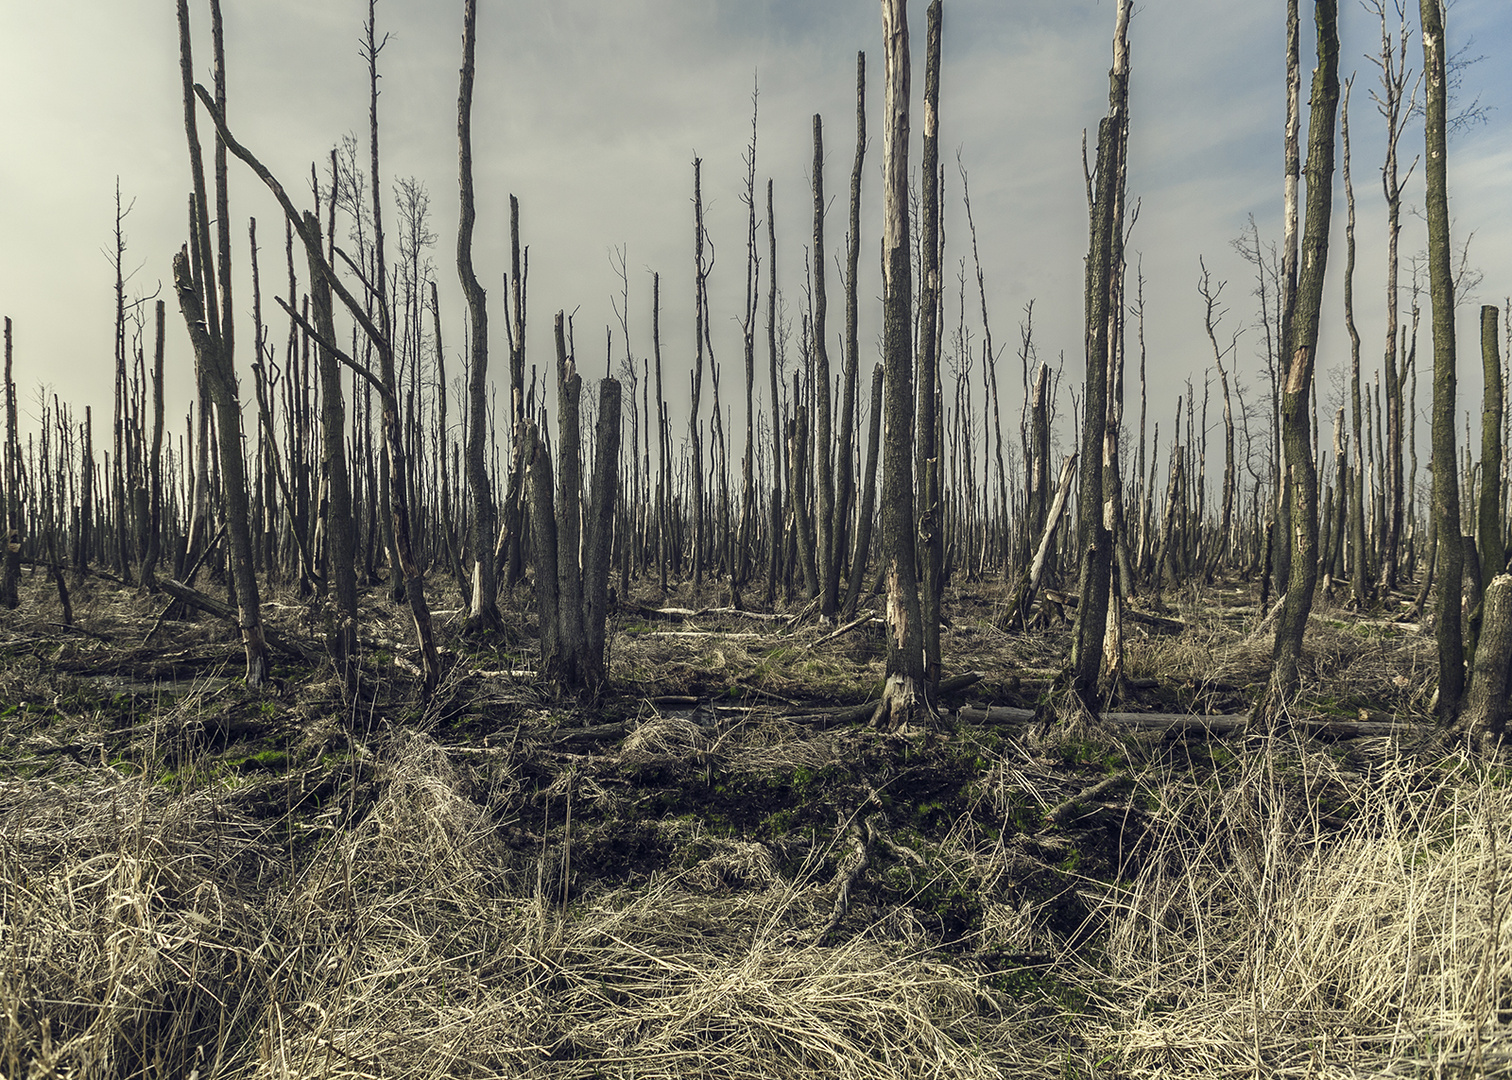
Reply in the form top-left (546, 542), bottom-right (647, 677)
top-left (1266, 0), bottom-right (1340, 721)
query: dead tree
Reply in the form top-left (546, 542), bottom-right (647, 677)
top-left (1265, 0), bottom-right (1340, 721)
top-left (873, 0), bottom-right (927, 730)
top-left (1420, 0), bottom-right (1464, 719)
top-left (456, 0), bottom-right (503, 635)
top-left (1479, 306), bottom-right (1504, 585)
top-left (1070, 0), bottom-right (1131, 705)
top-left (1, 318), bottom-right (17, 609)
top-left (173, 0), bottom-right (269, 687)
top-left (916, 0), bottom-right (945, 691)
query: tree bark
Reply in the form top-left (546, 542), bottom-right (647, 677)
top-left (1460, 573), bottom-right (1512, 745)
top-left (1266, 0), bottom-right (1340, 721)
top-left (916, 0), bottom-right (945, 692)
top-left (873, 0), bottom-right (927, 730)
top-left (1421, 0), bottom-right (1465, 719)
top-left (1071, 0), bottom-right (1131, 705)
top-left (456, 0), bottom-right (502, 636)
top-left (1479, 306), bottom-right (1504, 583)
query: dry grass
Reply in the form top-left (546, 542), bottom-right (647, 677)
top-left (1, 729), bottom-right (1061, 1079)
top-left (1079, 738), bottom-right (1512, 1077)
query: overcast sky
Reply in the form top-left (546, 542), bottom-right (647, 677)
top-left (1, 0), bottom-right (1508, 476)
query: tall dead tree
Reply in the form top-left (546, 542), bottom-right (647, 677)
top-left (1070, 0), bottom-right (1131, 705)
top-left (916, 0), bottom-right (945, 691)
top-left (1342, 78), bottom-right (1372, 608)
top-left (174, 0), bottom-right (269, 687)
top-left (811, 114), bottom-right (838, 618)
top-left (1479, 305), bottom-right (1504, 586)
top-left (1420, 0), bottom-right (1464, 719)
top-left (1369, 0), bottom-right (1417, 594)
top-left (1272, 0), bottom-right (1303, 602)
top-left (1, 318), bottom-right (17, 610)
top-left (872, 0), bottom-right (927, 730)
top-left (456, 0), bottom-right (503, 635)
top-left (836, 51), bottom-right (867, 614)
top-left (1266, 0), bottom-right (1340, 719)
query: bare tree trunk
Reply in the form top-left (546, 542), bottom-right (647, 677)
top-left (834, 51), bottom-right (866, 617)
top-left (809, 115), bottom-right (838, 618)
top-left (915, 0), bottom-right (945, 691)
top-left (1419, 0), bottom-right (1464, 719)
top-left (1480, 306), bottom-right (1504, 583)
top-left (1266, 0), bottom-right (1340, 721)
top-left (456, 0), bottom-right (502, 636)
top-left (584, 377), bottom-right (621, 688)
top-left (1, 318), bottom-right (17, 609)
top-left (174, 0), bottom-right (268, 687)
top-left (1342, 79), bottom-right (1372, 608)
top-left (873, 0), bottom-right (927, 730)
top-left (1071, 0), bottom-right (1131, 705)
top-left (304, 210), bottom-right (358, 682)
top-left (555, 313), bottom-right (587, 683)
top-left (1460, 573), bottom-right (1512, 746)
top-left (765, 183), bottom-right (783, 606)
top-left (843, 364), bottom-right (885, 618)
top-left (690, 160), bottom-right (707, 593)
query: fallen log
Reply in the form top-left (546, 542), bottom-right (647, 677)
top-left (955, 704), bottom-right (1429, 740)
top-left (157, 578), bottom-right (321, 664)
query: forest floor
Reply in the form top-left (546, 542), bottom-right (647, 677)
top-left (2, 568), bottom-right (1509, 1079)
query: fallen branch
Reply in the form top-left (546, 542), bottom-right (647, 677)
top-left (158, 578), bottom-right (321, 664)
top-left (1041, 773), bottom-right (1128, 829)
top-left (956, 704), bottom-right (1430, 740)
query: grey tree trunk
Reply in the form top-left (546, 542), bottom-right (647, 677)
top-left (456, 0), bottom-right (502, 636)
top-left (1479, 306), bottom-right (1504, 584)
top-left (584, 378), bottom-right (621, 687)
top-left (174, 0), bottom-right (268, 687)
top-left (1421, 0), bottom-right (1465, 719)
top-left (810, 115), bottom-right (838, 619)
top-left (1071, 0), bottom-right (1131, 705)
top-left (1342, 80), bottom-right (1371, 608)
top-left (1266, 0), bottom-right (1339, 720)
top-left (916, 0), bottom-right (944, 692)
top-left (304, 210), bottom-right (358, 681)
top-left (1460, 573), bottom-right (1512, 746)
top-left (873, 0), bottom-right (927, 730)
top-left (1, 318), bottom-right (17, 609)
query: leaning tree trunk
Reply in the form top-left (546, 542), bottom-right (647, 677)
top-left (872, 0), bottom-right (927, 731)
top-left (1265, 0), bottom-right (1340, 722)
top-left (1421, 0), bottom-right (1464, 720)
top-left (456, 0), bottom-right (503, 636)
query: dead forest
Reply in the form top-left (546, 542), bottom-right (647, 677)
top-left (4, 0), bottom-right (1512, 1077)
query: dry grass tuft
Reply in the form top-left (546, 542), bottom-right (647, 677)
top-left (1079, 742), bottom-right (1512, 1077)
